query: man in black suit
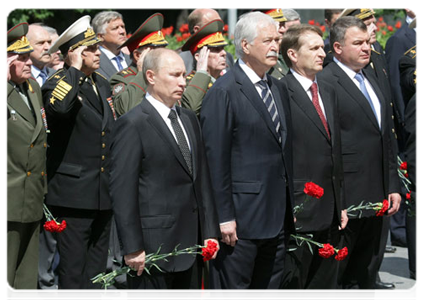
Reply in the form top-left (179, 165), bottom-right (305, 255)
top-left (320, 16), bottom-right (401, 289)
top-left (279, 24), bottom-right (347, 289)
top-left (42, 16), bottom-right (116, 288)
top-left (200, 11), bottom-right (295, 289)
top-left (109, 48), bottom-right (220, 289)
top-left (92, 11), bottom-right (131, 80)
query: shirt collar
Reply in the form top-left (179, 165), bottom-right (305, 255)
top-left (290, 68), bottom-right (316, 92)
top-left (239, 58), bottom-right (269, 85)
top-left (145, 92), bottom-right (177, 121)
top-left (100, 46), bottom-right (125, 60)
top-left (333, 57), bottom-right (360, 81)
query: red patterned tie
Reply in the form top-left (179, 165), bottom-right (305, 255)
top-left (310, 82), bottom-right (330, 139)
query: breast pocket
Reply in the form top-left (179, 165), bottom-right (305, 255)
top-left (56, 162), bottom-right (82, 178)
top-left (232, 182), bottom-right (262, 194)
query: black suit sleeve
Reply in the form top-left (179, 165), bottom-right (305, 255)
top-left (110, 115), bottom-right (145, 256)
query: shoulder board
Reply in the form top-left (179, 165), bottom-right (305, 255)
top-left (186, 70), bottom-right (196, 80)
top-left (121, 67), bottom-right (137, 78)
top-left (404, 45), bottom-right (416, 58)
top-left (48, 69), bottom-right (66, 82)
top-left (95, 71), bottom-right (108, 81)
top-left (371, 49), bottom-right (381, 55)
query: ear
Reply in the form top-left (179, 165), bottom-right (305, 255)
top-left (194, 52), bottom-right (200, 62)
top-left (286, 49), bottom-right (297, 64)
top-left (145, 69), bottom-right (155, 85)
top-left (333, 41), bottom-right (342, 55)
top-left (241, 39), bottom-right (250, 55)
top-left (133, 50), bottom-right (141, 61)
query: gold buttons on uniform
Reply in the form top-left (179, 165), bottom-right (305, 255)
top-left (101, 155), bottom-right (105, 161)
top-left (44, 143), bottom-right (47, 148)
top-left (30, 144), bottom-right (34, 148)
top-left (102, 131), bottom-right (105, 136)
top-left (27, 171), bottom-right (31, 176)
top-left (102, 143), bottom-right (106, 149)
top-left (392, 128), bottom-right (395, 133)
top-left (41, 171), bottom-right (45, 176)
top-left (101, 167), bottom-right (104, 172)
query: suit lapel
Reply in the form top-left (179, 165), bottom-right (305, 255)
top-left (234, 63), bottom-right (281, 145)
top-left (287, 74), bottom-right (330, 141)
top-left (363, 68), bottom-right (387, 133)
top-left (331, 63), bottom-right (380, 130)
top-left (7, 82), bottom-right (35, 126)
top-left (318, 79), bottom-right (335, 141)
top-left (142, 100), bottom-right (192, 176)
top-left (25, 81), bottom-right (43, 143)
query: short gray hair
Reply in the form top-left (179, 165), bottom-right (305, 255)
top-left (283, 9), bottom-right (301, 22)
top-left (234, 12), bottom-right (278, 59)
top-left (330, 16), bottom-right (367, 52)
top-left (142, 48), bottom-right (178, 85)
top-left (91, 11), bottom-right (123, 35)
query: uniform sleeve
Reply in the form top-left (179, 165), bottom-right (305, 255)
top-left (181, 71), bottom-right (211, 117)
top-left (110, 71), bottom-right (147, 117)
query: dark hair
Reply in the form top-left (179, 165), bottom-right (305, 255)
top-left (280, 24), bottom-right (323, 68)
top-left (330, 16), bottom-right (367, 53)
top-left (324, 9), bottom-right (343, 21)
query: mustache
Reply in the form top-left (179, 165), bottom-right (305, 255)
top-left (266, 51), bottom-right (278, 58)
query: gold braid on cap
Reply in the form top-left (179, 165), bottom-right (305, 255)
top-left (355, 9), bottom-right (374, 20)
top-left (7, 36), bottom-right (33, 53)
top-left (197, 32), bottom-right (225, 49)
top-left (69, 28), bottom-right (98, 51)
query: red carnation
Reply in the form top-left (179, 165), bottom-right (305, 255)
top-left (318, 243), bottom-right (335, 258)
top-left (304, 182), bottom-right (324, 199)
top-left (202, 240), bottom-right (218, 262)
top-left (57, 220), bottom-right (67, 232)
top-left (43, 219), bottom-right (67, 233)
top-left (395, 21), bottom-right (402, 29)
top-left (335, 247), bottom-right (348, 261)
top-left (376, 199), bottom-right (389, 216)
top-left (406, 192), bottom-right (411, 200)
top-left (179, 23), bottom-right (189, 33)
top-left (400, 161), bottom-right (408, 170)
top-left (308, 19), bottom-right (315, 25)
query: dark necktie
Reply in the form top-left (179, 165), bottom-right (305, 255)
top-left (257, 80), bottom-right (281, 143)
top-left (114, 56), bottom-right (124, 71)
top-left (168, 109), bottom-right (192, 174)
top-left (354, 72), bottom-right (378, 120)
top-left (310, 82), bottom-right (330, 139)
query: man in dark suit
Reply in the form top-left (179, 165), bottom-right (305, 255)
top-left (200, 11), bottom-right (295, 289)
top-left (92, 11), bottom-right (131, 80)
top-left (320, 16), bottom-right (401, 289)
top-left (42, 16), bottom-right (116, 289)
top-left (109, 48), bottom-right (219, 289)
top-left (279, 24), bottom-right (347, 289)
top-left (7, 22), bottom-right (48, 289)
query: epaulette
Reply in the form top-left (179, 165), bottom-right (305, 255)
top-left (121, 67), bottom-right (137, 78)
top-left (404, 45), bottom-right (416, 59)
top-left (186, 70), bottom-right (196, 81)
top-left (95, 71), bottom-right (107, 81)
top-left (47, 68), bottom-right (66, 82)
top-left (371, 48), bottom-right (381, 55)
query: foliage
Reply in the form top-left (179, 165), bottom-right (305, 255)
top-left (8, 9), bottom-right (55, 25)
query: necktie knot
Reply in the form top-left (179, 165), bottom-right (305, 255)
top-left (355, 72), bottom-right (364, 83)
top-left (114, 56), bottom-right (124, 71)
top-left (168, 109), bottom-right (178, 120)
top-left (39, 69), bottom-right (47, 84)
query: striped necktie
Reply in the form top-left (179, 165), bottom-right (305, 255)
top-left (257, 80), bottom-right (281, 143)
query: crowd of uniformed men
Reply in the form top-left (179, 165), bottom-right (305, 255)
top-left (7, 8), bottom-right (416, 290)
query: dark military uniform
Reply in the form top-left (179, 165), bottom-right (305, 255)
top-left (399, 45), bottom-right (416, 106)
top-left (269, 54), bottom-right (289, 80)
top-left (42, 15), bottom-right (115, 289)
top-left (7, 22), bottom-right (48, 289)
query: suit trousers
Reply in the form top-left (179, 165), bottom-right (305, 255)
top-left (280, 222), bottom-right (343, 289)
top-left (406, 212), bottom-right (420, 275)
top-left (38, 228), bottom-right (59, 289)
top-left (50, 206), bottom-right (112, 289)
top-left (127, 257), bottom-right (202, 289)
top-left (209, 229), bottom-right (286, 289)
top-left (338, 217), bottom-right (383, 288)
top-left (8, 221), bottom-right (40, 289)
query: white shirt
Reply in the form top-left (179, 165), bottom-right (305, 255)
top-left (334, 57), bottom-right (381, 127)
top-left (290, 69), bottom-right (327, 119)
top-left (145, 92), bottom-right (191, 151)
top-left (100, 46), bottom-right (128, 71)
top-left (239, 58), bottom-right (274, 99)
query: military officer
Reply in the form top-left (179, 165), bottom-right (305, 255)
top-left (7, 22), bottom-right (48, 289)
top-left (110, 13), bottom-right (212, 117)
top-left (42, 16), bottom-right (115, 289)
top-left (399, 14), bottom-right (420, 106)
top-left (259, 9), bottom-right (290, 79)
top-left (181, 19), bottom-right (228, 116)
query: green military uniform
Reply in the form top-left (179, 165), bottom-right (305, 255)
top-left (7, 23), bottom-right (48, 289)
top-left (269, 54), bottom-right (289, 80)
top-left (399, 43), bottom-right (420, 106)
top-left (182, 70), bottom-right (212, 116)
